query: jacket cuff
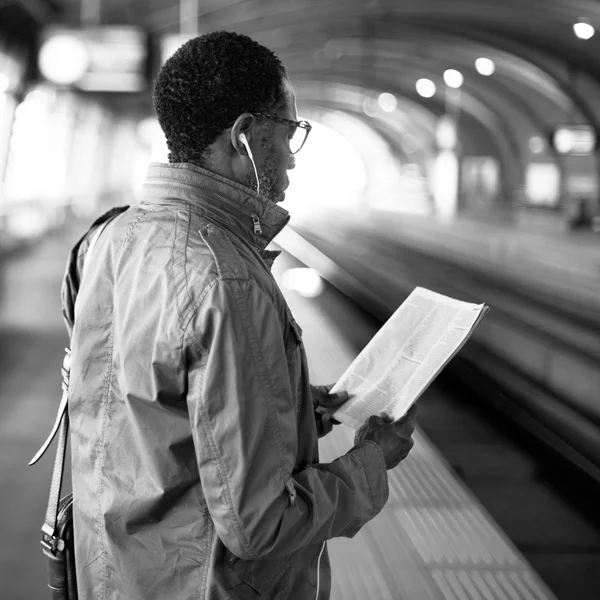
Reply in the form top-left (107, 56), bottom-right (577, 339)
top-left (349, 440), bottom-right (389, 517)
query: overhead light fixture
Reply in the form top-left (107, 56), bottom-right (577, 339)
top-left (475, 58), bottom-right (495, 76)
top-left (574, 19), bottom-right (595, 40)
top-left (38, 26), bottom-right (148, 91)
top-left (416, 78), bottom-right (436, 98)
top-left (552, 125), bottom-right (596, 155)
top-left (443, 69), bottom-right (464, 89)
top-left (377, 92), bottom-right (397, 112)
top-left (38, 33), bottom-right (89, 85)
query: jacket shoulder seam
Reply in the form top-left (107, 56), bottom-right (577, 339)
top-left (170, 206), bottom-right (189, 331)
top-left (116, 206), bottom-right (156, 261)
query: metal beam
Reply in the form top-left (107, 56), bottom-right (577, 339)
top-left (180, 0), bottom-right (199, 35)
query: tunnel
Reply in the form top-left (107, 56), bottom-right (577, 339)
top-left (1, 1), bottom-right (600, 599)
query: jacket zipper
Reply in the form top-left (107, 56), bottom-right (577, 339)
top-left (285, 479), bottom-right (296, 507)
top-left (251, 213), bottom-right (262, 235)
top-left (148, 176), bottom-right (286, 241)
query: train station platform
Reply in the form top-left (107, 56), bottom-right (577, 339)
top-left (273, 250), bottom-right (557, 600)
top-left (0, 224), bottom-right (563, 600)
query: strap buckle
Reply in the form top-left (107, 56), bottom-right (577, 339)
top-left (41, 525), bottom-right (65, 554)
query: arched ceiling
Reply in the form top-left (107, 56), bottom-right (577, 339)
top-left (3, 0), bottom-right (600, 184)
top-left (3, 0), bottom-right (599, 105)
top-left (4, 0), bottom-right (600, 122)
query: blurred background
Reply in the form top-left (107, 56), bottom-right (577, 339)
top-left (1, 0), bottom-right (600, 598)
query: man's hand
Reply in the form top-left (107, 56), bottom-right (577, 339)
top-left (354, 404), bottom-right (418, 469)
top-left (311, 384), bottom-right (349, 438)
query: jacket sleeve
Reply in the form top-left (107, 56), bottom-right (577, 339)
top-left (185, 277), bottom-right (389, 561)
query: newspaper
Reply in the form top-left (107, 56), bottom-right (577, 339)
top-left (330, 287), bottom-right (489, 430)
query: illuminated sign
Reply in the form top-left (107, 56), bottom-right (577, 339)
top-left (526, 163), bottom-right (560, 206)
top-left (552, 125), bottom-right (597, 156)
top-left (39, 26), bottom-right (148, 92)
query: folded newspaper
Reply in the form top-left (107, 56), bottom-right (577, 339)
top-left (330, 287), bottom-right (489, 430)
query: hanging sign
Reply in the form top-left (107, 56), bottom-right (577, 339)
top-left (38, 26), bottom-right (148, 92)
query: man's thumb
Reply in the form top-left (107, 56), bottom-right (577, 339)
top-left (323, 390), bottom-right (349, 405)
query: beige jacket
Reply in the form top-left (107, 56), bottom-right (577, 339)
top-left (65, 163), bottom-right (389, 599)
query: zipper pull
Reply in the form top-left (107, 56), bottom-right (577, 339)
top-left (286, 479), bottom-right (296, 507)
top-left (251, 213), bottom-right (262, 235)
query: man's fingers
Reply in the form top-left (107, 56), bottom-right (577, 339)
top-left (313, 385), bottom-right (331, 396)
top-left (315, 405), bottom-right (342, 416)
top-left (315, 391), bottom-right (349, 410)
top-left (395, 403), bottom-right (419, 424)
top-left (392, 406), bottom-right (418, 437)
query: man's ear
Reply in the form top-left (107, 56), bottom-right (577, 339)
top-left (230, 113), bottom-right (255, 156)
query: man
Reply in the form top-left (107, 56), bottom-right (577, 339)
top-left (65, 31), bottom-right (417, 600)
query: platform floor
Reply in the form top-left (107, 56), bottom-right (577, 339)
top-left (0, 227), bottom-right (557, 599)
top-left (272, 251), bottom-right (557, 600)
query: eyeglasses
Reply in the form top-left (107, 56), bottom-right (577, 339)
top-left (254, 114), bottom-right (312, 154)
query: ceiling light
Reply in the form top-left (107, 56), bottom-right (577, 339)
top-left (416, 78), bottom-right (436, 98)
top-left (574, 19), bottom-right (595, 40)
top-left (553, 128), bottom-right (576, 154)
top-left (444, 69), bottom-right (464, 89)
top-left (38, 34), bottom-right (89, 85)
top-left (475, 58), bottom-right (495, 76)
top-left (377, 92), bottom-right (397, 112)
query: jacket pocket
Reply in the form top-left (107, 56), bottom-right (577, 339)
top-left (225, 550), bottom-right (295, 595)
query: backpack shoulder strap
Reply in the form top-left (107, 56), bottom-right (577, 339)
top-left (29, 215), bottom-right (113, 467)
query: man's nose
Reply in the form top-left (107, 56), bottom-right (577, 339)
top-left (287, 153), bottom-right (296, 170)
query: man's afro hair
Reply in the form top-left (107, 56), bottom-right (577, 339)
top-left (153, 31), bottom-right (287, 164)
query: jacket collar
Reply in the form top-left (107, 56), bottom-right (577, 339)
top-left (143, 162), bottom-right (290, 253)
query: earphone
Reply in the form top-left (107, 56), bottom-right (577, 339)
top-left (239, 133), bottom-right (252, 158)
top-left (239, 133), bottom-right (260, 195)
